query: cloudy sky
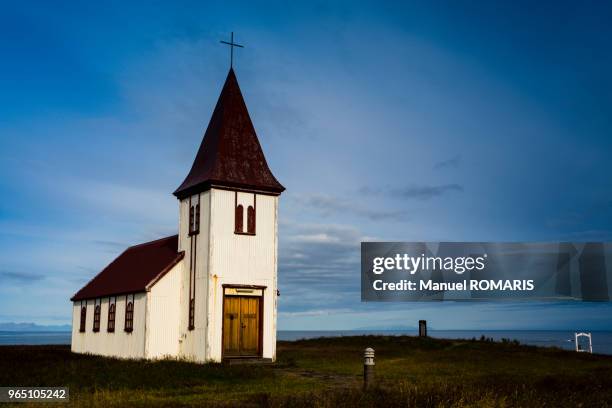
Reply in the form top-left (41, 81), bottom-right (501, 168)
top-left (1, 1), bottom-right (612, 330)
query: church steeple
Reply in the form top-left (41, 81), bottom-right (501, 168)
top-left (173, 69), bottom-right (285, 198)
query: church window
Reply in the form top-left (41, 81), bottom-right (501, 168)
top-left (107, 300), bottom-right (116, 333)
top-left (189, 202), bottom-right (200, 235)
top-left (247, 205), bottom-right (255, 234)
top-left (235, 192), bottom-right (256, 235)
top-left (189, 206), bottom-right (194, 235)
top-left (125, 297), bottom-right (134, 332)
top-left (93, 304), bottom-right (101, 332)
top-left (195, 204), bottom-right (200, 232)
top-left (235, 204), bottom-right (244, 233)
top-left (79, 304), bottom-right (86, 332)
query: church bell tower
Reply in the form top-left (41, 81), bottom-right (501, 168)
top-left (173, 68), bottom-right (284, 362)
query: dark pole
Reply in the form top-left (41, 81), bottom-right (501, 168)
top-left (419, 320), bottom-right (427, 337)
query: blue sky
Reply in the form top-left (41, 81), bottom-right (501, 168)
top-left (1, 1), bottom-right (612, 330)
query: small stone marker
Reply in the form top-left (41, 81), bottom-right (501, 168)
top-left (419, 320), bottom-right (427, 337)
top-left (363, 348), bottom-right (375, 390)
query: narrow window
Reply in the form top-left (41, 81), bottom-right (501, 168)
top-left (93, 304), bottom-right (101, 332)
top-left (107, 302), bottom-right (115, 333)
top-left (188, 299), bottom-right (195, 330)
top-left (79, 305), bottom-right (86, 332)
top-left (189, 206), bottom-right (194, 235)
top-left (195, 203), bottom-right (200, 233)
top-left (235, 204), bottom-right (244, 233)
top-left (189, 203), bottom-right (200, 235)
top-left (125, 299), bottom-right (134, 332)
top-left (247, 205), bottom-right (255, 234)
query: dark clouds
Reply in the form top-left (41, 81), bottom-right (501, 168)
top-left (279, 223), bottom-right (362, 312)
top-left (434, 155), bottom-right (461, 170)
top-left (300, 194), bottom-right (408, 221)
top-left (392, 184), bottom-right (464, 200)
top-left (360, 184), bottom-right (464, 200)
top-left (0, 271), bottom-right (44, 284)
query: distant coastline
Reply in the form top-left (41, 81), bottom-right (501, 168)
top-left (0, 322), bottom-right (71, 332)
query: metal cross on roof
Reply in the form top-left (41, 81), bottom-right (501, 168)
top-left (220, 32), bottom-right (244, 68)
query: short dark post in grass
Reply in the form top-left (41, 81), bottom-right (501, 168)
top-left (419, 320), bottom-right (427, 337)
top-left (363, 348), bottom-right (375, 390)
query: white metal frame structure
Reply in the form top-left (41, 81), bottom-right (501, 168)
top-left (575, 332), bottom-right (593, 353)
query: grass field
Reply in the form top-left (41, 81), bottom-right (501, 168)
top-left (1, 336), bottom-right (611, 407)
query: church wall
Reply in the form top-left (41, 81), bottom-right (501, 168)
top-left (177, 195), bottom-right (192, 358)
top-left (70, 293), bottom-right (147, 359)
top-left (177, 191), bottom-right (211, 362)
top-left (145, 261), bottom-right (183, 359)
top-left (207, 188), bottom-right (278, 362)
top-left (70, 303), bottom-right (80, 353)
top-left (194, 191), bottom-right (211, 360)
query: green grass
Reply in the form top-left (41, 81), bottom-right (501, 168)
top-left (1, 336), bottom-right (611, 407)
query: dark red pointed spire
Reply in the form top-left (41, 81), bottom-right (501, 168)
top-left (173, 69), bottom-right (285, 198)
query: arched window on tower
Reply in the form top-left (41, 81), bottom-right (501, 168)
top-left (93, 304), bottom-right (101, 332)
top-left (247, 205), bottom-right (255, 234)
top-left (79, 304), bottom-right (86, 332)
top-left (235, 204), bottom-right (244, 233)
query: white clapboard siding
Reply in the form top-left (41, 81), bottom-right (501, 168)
top-left (70, 293), bottom-right (146, 359)
top-left (145, 261), bottom-right (182, 359)
top-left (177, 191), bottom-right (211, 362)
top-left (205, 188), bottom-right (278, 362)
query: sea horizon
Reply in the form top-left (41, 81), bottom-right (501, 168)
top-left (2, 329), bottom-right (611, 355)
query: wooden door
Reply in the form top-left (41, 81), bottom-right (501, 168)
top-left (239, 297), bottom-right (259, 355)
top-left (223, 296), bottom-right (260, 357)
top-left (223, 297), bottom-right (241, 356)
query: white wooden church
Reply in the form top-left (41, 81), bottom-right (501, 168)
top-left (70, 67), bottom-right (284, 362)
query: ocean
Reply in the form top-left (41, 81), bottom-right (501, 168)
top-left (2, 330), bottom-right (611, 355)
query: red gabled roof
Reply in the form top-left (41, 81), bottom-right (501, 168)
top-left (173, 68), bottom-right (285, 198)
top-left (71, 235), bottom-right (184, 301)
